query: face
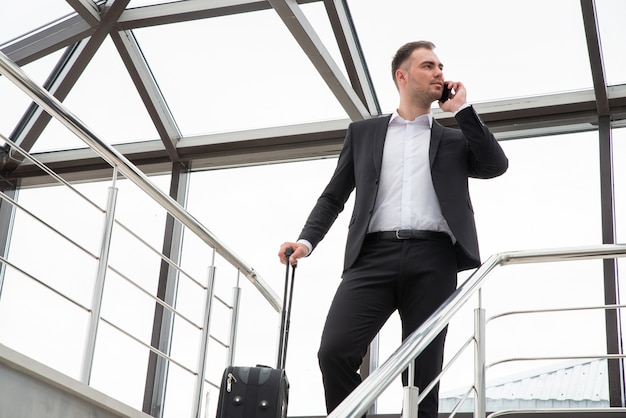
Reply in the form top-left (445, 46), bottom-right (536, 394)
top-left (396, 48), bottom-right (444, 104)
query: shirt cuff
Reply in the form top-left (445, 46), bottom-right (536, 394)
top-left (453, 102), bottom-right (471, 116)
top-left (297, 239), bottom-right (312, 256)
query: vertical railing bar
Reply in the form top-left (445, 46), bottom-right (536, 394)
top-left (81, 169), bottom-right (118, 384)
top-left (402, 361), bottom-right (419, 418)
top-left (227, 270), bottom-right (242, 367)
top-left (367, 334), bottom-right (380, 415)
top-left (474, 307), bottom-right (487, 418)
top-left (192, 264), bottom-right (216, 418)
top-left (0, 185), bottom-right (18, 302)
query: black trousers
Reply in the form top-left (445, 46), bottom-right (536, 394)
top-left (317, 236), bottom-right (457, 418)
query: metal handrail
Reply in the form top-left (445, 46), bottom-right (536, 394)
top-left (327, 243), bottom-right (626, 418)
top-left (0, 50), bottom-right (281, 312)
top-left (2, 132), bottom-right (209, 294)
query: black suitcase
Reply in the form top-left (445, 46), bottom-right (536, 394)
top-left (215, 249), bottom-right (296, 418)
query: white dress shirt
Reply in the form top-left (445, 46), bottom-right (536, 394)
top-left (367, 111), bottom-right (455, 241)
top-left (299, 108), bottom-right (465, 254)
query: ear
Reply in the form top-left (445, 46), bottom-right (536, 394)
top-left (395, 69), bottom-right (407, 85)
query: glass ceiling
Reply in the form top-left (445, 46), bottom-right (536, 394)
top-left (0, 0), bottom-right (624, 163)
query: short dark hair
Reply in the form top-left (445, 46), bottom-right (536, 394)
top-left (391, 41), bottom-right (436, 87)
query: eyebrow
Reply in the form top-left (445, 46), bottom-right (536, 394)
top-left (420, 59), bottom-right (444, 70)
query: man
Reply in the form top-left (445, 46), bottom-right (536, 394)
top-left (278, 41), bottom-right (508, 418)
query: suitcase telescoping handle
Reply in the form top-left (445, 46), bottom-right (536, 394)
top-left (277, 247), bottom-right (297, 370)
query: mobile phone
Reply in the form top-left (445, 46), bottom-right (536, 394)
top-left (439, 83), bottom-right (451, 102)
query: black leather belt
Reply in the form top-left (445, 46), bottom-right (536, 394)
top-left (365, 229), bottom-right (450, 242)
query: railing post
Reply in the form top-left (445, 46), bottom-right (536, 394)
top-left (474, 305), bottom-right (487, 418)
top-left (192, 265), bottom-right (216, 418)
top-left (0, 187), bottom-right (18, 301)
top-left (227, 272), bottom-right (242, 366)
top-left (81, 172), bottom-right (118, 384)
top-left (367, 334), bottom-right (380, 415)
top-left (402, 361), bottom-right (419, 418)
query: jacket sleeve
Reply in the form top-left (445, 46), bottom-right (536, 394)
top-left (297, 125), bottom-right (356, 252)
top-left (455, 106), bottom-right (508, 179)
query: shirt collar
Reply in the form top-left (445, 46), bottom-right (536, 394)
top-left (389, 110), bottom-right (433, 128)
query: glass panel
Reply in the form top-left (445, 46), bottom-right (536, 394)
top-left (0, 0), bottom-right (73, 46)
top-left (133, 7), bottom-right (348, 137)
top-left (0, 182), bottom-right (104, 379)
top-left (596, 0), bottom-right (626, 85)
top-left (31, 37), bottom-right (160, 153)
top-left (348, 0), bottom-right (591, 111)
top-left (470, 132), bottom-right (601, 256)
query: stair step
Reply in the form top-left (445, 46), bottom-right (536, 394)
top-left (290, 410), bottom-right (626, 418)
top-left (488, 409), bottom-right (626, 418)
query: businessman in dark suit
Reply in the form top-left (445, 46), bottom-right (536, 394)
top-left (278, 41), bottom-right (508, 418)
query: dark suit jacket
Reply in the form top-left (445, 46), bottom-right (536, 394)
top-left (298, 106), bottom-right (508, 273)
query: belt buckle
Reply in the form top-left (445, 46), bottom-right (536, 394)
top-left (395, 230), bottom-right (410, 240)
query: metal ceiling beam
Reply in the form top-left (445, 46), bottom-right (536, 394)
top-left (268, 0), bottom-right (370, 121)
top-left (323, 0), bottom-right (380, 115)
top-left (115, 0), bottom-right (321, 30)
top-left (580, 0), bottom-right (610, 115)
top-left (7, 84), bottom-right (626, 187)
top-left (66, 0), bottom-right (102, 26)
top-left (110, 30), bottom-right (181, 161)
top-left (0, 15), bottom-right (95, 66)
top-left (0, 1), bottom-right (323, 67)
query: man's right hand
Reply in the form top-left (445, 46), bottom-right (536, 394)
top-left (278, 242), bottom-right (309, 265)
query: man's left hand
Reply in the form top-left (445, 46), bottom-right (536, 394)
top-left (439, 80), bottom-right (467, 113)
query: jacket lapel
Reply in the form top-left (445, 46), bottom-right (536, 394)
top-left (429, 119), bottom-right (444, 166)
top-left (373, 115), bottom-right (392, 176)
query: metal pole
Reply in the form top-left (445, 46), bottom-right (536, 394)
top-left (474, 307), bottom-right (487, 418)
top-left (192, 265), bottom-right (216, 418)
top-left (81, 172), bottom-right (118, 383)
top-left (227, 273), bottom-right (242, 367)
top-left (0, 186), bottom-right (18, 301)
top-left (598, 113), bottom-right (625, 407)
top-left (402, 362), bottom-right (419, 418)
top-left (143, 163), bottom-right (189, 417)
top-left (367, 334), bottom-right (380, 415)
